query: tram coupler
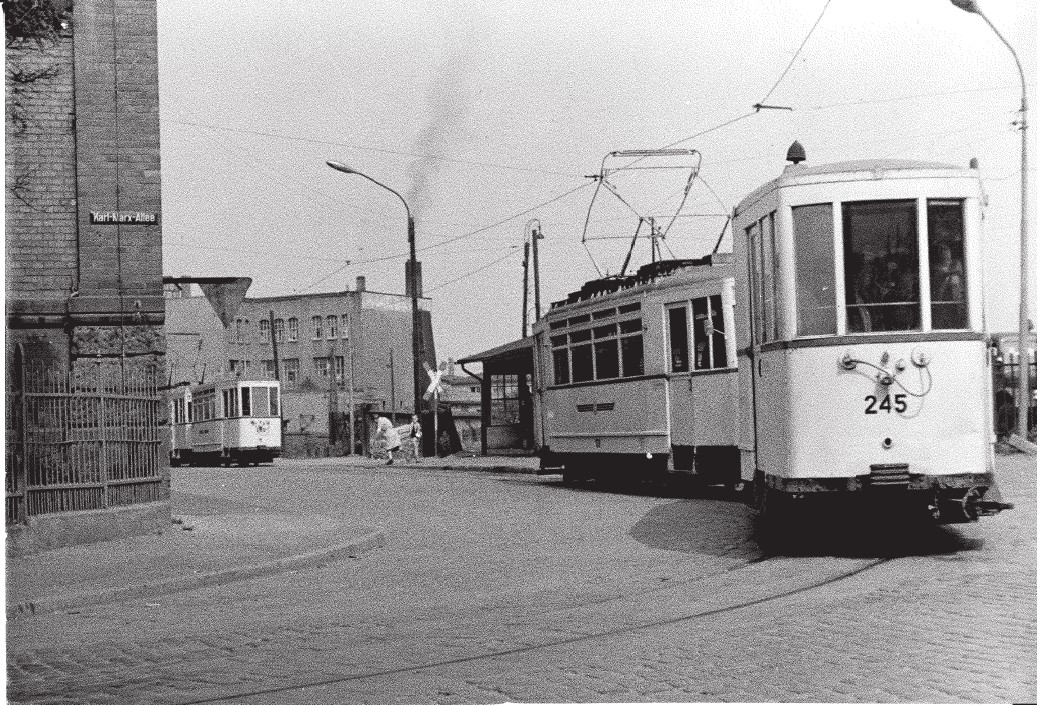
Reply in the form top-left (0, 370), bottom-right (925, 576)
top-left (931, 487), bottom-right (1013, 523)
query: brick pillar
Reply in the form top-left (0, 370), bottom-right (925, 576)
top-left (68, 0), bottom-right (164, 369)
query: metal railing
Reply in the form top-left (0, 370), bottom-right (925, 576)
top-left (992, 358), bottom-right (1037, 441)
top-left (6, 361), bottom-right (167, 526)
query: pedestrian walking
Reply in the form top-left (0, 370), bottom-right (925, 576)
top-left (407, 414), bottom-right (423, 462)
top-left (375, 415), bottom-right (401, 465)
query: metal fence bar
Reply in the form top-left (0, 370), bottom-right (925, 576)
top-left (6, 362), bottom-right (165, 525)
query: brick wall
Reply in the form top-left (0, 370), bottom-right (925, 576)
top-left (5, 31), bottom-right (79, 305)
top-left (72, 0), bottom-right (163, 302)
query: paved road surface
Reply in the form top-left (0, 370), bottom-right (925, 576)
top-left (8, 454), bottom-right (1035, 703)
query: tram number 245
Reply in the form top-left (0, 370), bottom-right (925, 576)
top-left (864, 394), bottom-right (908, 414)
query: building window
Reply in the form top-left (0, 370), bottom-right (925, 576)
top-left (793, 203), bottom-right (837, 337)
top-left (314, 357), bottom-right (330, 378)
top-left (282, 358), bottom-right (300, 383)
top-left (844, 199), bottom-right (920, 332)
top-left (490, 374), bottom-right (519, 424)
top-left (928, 199), bottom-right (967, 330)
top-left (334, 355), bottom-right (345, 382)
top-left (326, 315), bottom-right (338, 339)
top-left (228, 359), bottom-right (251, 375)
top-left (274, 318), bottom-right (285, 343)
top-left (341, 314), bottom-right (350, 338)
top-left (312, 316), bottom-right (323, 340)
top-left (287, 317), bottom-right (299, 342)
top-left (259, 318), bottom-right (270, 343)
top-left (261, 360), bottom-right (276, 378)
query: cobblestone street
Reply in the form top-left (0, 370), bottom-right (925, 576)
top-left (8, 454), bottom-right (1035, 704)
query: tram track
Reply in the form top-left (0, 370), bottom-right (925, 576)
top-left (177, 552), bottom-right (894, 704)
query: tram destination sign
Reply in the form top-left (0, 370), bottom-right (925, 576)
top-left (89, 210), bottom-right (160, 225)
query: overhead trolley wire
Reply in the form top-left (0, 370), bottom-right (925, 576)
top-left (427, 247), bottom-right (521, 293)
top-left (757, 0), bottom-right (833, 106)
top-left (165, 117), bottom-right (582, 179)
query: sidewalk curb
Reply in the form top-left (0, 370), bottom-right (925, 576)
top-left (6, 529), bottom-right (386, 620)
top-left (351, 461), bottom-right (539, 475)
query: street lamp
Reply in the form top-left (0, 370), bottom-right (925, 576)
top-left (951, 0), bottom-right (1032, 442)
top-left (326, 160), bottom-right (424, 418)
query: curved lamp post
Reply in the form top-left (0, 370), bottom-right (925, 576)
top-left (951, 0), bottom-right (1032, 441)
top-left (326, 161), bottom-right (424, 417)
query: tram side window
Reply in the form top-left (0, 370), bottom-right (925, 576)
top-left (570, 329), bottom-right (594, 383)
top-left (793, 203), bottom-right (837, 336)
top-left (843, 199), bottom-right (920, 333)
top-left (223, 389), bottom-right (239, 417)
top-left (241, 387), bottom-right (251, 417)
top-left (619, 319), bottom-right (643, 377)
top-left (668, 307), bottom-right (690, 372)
top-left (593, 324), bottom-right (619, 379)
top-left (269, 387), bottom-right (280, 417)
top-left (760, 212), bottom-right (779, 342)
top-left (692, 295), bottom-right (728, 370)
top-left (928, 199), bottom-right (967, 329)
top-left (551, 335), bottom-right (569, 385)
top-left (747, 221), bottom-right (764, 345)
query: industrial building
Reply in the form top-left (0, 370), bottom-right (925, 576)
top-left (165, 276), bottom-right (436, 457)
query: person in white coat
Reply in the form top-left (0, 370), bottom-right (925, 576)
top-left (375, 415), bottom-right (402, 465)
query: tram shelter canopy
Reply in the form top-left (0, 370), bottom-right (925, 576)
top-left (457, 337), bottom-right (535, 456)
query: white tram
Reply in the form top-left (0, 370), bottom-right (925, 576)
top-left (169, 378), bottom-right (282, 467)
top-left (533, 256), bottom-right (740, 485)
top-left (734, 144), bottom-right (1011, 525)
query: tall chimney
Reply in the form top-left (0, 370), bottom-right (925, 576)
top-left (355, 276), bottom-right (366, 293)
top-left (405, 261), bottom-right (423, 298)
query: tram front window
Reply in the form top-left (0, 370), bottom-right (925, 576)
top-left (843, 200), bottom-right (920, 333)
top-left (928, 200), bottom-right (968, 329)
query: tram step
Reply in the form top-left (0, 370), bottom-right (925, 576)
top-left (868, 463), bottom-right (911, 487)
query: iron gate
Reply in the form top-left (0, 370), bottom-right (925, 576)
top-left (5, 361), bottom-right (166, 526)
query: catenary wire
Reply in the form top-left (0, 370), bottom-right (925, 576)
top-left (758, 0), bottom-right (832, 105)
top-left (165, 117), bottom-right (582, 179)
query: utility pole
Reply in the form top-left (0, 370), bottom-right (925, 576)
top-left (522, 240), bottom-right (530, 338)
top-left (328, 343), bottom-right (337, 446)
top-left (388, 348), bottom-right (396, 422)
top-left (269, 310), bottom-right (284, 438)
top-left (346, 305), bottom-right (355, 455)
top-left (531, 221), bottom-right (542, 321)
top-left (269, 310), bottom-right (281, 381)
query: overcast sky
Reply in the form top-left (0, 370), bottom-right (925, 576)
top-left (157, 0), bottom-right (1036, 362)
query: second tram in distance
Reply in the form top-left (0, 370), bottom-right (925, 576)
top-left (170, 377), bottom-right (282, 467)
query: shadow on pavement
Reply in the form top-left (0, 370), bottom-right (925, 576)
top-left (628, 498), bottom-right (758, 559)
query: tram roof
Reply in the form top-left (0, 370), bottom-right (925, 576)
top-left (736, 157), bottom-right (975, 216)
top-left (547, 253), bottom-right (733, 311)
